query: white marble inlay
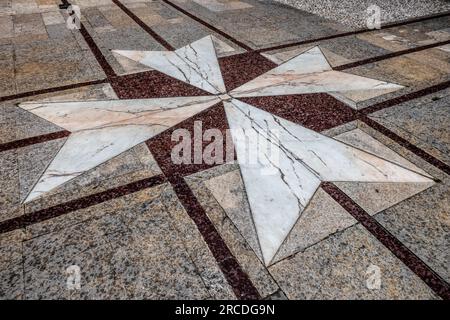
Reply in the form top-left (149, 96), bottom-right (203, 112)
top-left (20, 96), bottom-right (220, 203)
top-left (20, 96), bottom-right (220, 132)
top-left (18, 35), bottom-right (431, 264)
top-left (224, 99), bottom-right (433, 265)
top-left (113, 36), bottom-right (226, 94)
top-left (230, 46), bottom-right (403, 97)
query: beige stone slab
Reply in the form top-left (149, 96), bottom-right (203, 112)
top-left (13, 13), bottom-right (47, 36)
top-left (192, 0), bottom-right (253, 12)
top-left (211, 35), bottom-right (236, 56)
top-left (98, 7), bottom-right (135, 28)
top-left (269, 224), bottom-right (438, 299)
top-left (437, 44), bottom-right (450, 53)
top-left (336, 181), bottom-right (434, 215)
top-left (272, 188), bottom-right (356, 264)
top-left (0, 60), bottom-right (16, 96)
top-left (112, 50), bottom-right (152, 75)
top-left (348, 56), bottom-right (446, 87)
top-left (0, 229), bottom-right (25, 299)
top-left (406, 49), bottom-right (450, 74)
top-left (160, 185), bottom-right (236, 299)
top-left (41, 11), bottom-right (64, 25)
top-left (186, 165), bottom-right (280, 298)
top-left (204, 169), bottom-right (263, 262)
top-left (0, 15), bottom-right (13, 39)
top-left (72, 0), bottom-right (113, 8)
top-left (0, 150), bottom-right (20, 218)
top-left (36, 0), bottom-right (58, 7)
top-left (357, 32), bottom-right (411, 52)
top-left (425, 28), bottom-right (450, 42)
top-left (22, 184), bottom-right (228, 299)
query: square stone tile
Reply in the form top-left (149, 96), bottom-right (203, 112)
top-left (269, 224), bottom-right (438, 299)
top-left (41, 11), bottom-right (64, 26)
top-left (0, 15), bottom-right (13, 40)
top-left (0, 229), bottom-right (25, 299)
top-left (22, 184), bottom-right (232, 299)
top-left (350, 55), bottom-right (447, 87)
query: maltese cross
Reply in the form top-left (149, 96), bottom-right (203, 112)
top-left (19, 36), bottom-right (431, 266)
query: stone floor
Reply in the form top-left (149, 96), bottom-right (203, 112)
top-left (277, 0), bottom-right (450, 28)
top-left (0, 0), bottom-right (449, 300)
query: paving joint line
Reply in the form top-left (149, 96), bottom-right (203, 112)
top-left (112, 0), bottom-right (174, 50)
top-left (0, 131), bottom-right (71, 153)
top-left (0, 174), bottom-right (167, 234)
top-left (161, 0), bottom-right (253, 51)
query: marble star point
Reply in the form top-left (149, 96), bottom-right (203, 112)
top-left (113, 35), bottom-right (227, 94)
top-left (19, 96), bottom-right (220, 203)
top-left (230, 46), bottom-right (404, 97)
top-left (224, 99), bottom-right (433, 265)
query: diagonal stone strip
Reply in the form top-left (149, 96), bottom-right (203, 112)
top-left (230, 46), bottom-right (403, 97)
top-left (16, 35), bottom-right (437, 273)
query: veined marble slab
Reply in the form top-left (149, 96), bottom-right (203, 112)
top-left (113, 36), bottom-right (227, 94)
top-left (224, 99), bottom-right (433, 265)
top-left (19, 96), bottom-right (220, 203)
top-left (20, 96), bottom-right (220, 132)
top-left (230, 46), bottom-right (403, 97)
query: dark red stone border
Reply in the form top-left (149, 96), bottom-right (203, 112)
top-left (256, 11), bottom-right (450, 53)
top-left (0, 131), bottom-right (70, 153)
top-left (170, 177), bottom-right (261, 300)
top-left (112, 0), bottom-right (174, 51)
top-left (0, 174), bottom-right (166, 234)
top-left (322, 182), bottom-right (450, 300)
top-left (144, 104), bottom-right (261, 299)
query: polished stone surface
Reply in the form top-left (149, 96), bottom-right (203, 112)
top-left (0, 0), bottom-right (448, 300)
